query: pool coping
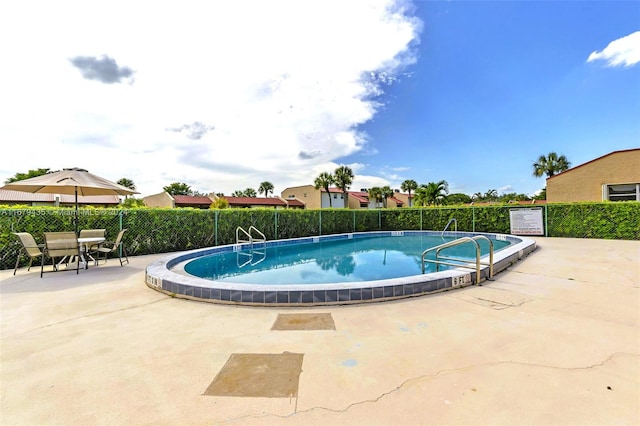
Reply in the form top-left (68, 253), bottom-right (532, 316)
top-left (145, 231), bottom-right (537, 306)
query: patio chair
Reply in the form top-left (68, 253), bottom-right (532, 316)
top-left (41, 232), bottom-right (80, 277)
top-left (79, 229), bottom-right (106, 239)
top-left (13, 232), bottom-right (44, 275)
top-left (91, 229), bottom-right (129, 266)
top-left (80, 229), bottom-right (106, 263)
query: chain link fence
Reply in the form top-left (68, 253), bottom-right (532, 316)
top-left (2, 203), bottom-right (638, 270)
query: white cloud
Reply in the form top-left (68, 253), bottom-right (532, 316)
top-left (498, 185), bottom-right (513, 194)
top-left (0, 0), bottom-right (422, 197)
top-left (587, 31), bottom-right (640, 67)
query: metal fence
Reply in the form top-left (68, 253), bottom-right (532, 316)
top-left (1, 203), bottom-right (638, 270)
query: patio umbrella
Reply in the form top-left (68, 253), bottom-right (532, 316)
top-left (0, 168), bottom-right (139, 234)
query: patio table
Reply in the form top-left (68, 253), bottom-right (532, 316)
top-left (77, 237), bottom-right (105, 269)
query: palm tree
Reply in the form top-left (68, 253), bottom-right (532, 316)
top-left (381, 185), bottom-right (394, 208)
top-left (334, 165), bottom-right (354, 208)
top-left (533, 152), bottom-right (571, 178)
top-left (163, 182), bottom-right (192, 196)
top-left (400, 179), bottom-right (418, 207)
top-left (258, 181), bottom-right (274, 197)
top-left (413, 186), bottom-right (428, 207)
top-left (484, 189), bottom-right (498, 201)
top-left (314, 172), bottom-right (335, 208)
top-left (368, 187), bottom-right (383, 208)
top-left (116, 178), bottom-right (136, 200)
top-left (414, 180), bottom-right (448, 206)
top-left (117, 178), bottom-right (136, 190)
top-left (232, 188), bottom-right (257, 197)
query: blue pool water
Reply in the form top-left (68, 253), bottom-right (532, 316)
top-left (184, 234), bottom-right (509, 285)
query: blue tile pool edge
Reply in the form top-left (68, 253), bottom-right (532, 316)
top-left (145, 231), bottom-right (537, 306)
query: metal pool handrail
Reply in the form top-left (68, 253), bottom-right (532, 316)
top-left (235, 226), bottom-right (267, 268)
top-left (421, 235), bottom-right (494, 284)
top-left (248, 226), bottom-right (266, 247)
top-left (236, 226), bottom-right (266, 243)
top-left (441, 218), bottom-right (457, 239)
top-left (236, 226), bottom-right (252, 245)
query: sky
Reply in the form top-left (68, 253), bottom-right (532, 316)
top-left (0, 0), bottom-right (638, 198)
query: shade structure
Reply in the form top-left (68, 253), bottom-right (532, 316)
top-left (1, 168), bottom-right (138, 196)
top-left (0, 168), bottom-right (139, 234)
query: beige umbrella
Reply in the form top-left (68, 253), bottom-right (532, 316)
top-left (1, 167), bottom-right (139, 234)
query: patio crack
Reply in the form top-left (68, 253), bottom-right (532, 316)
top-left (505, 269), bottom-right (638, 288)
top-left (4, 297), bottom-right (170, 338)
top-left (216, 352), bottom-right (639, 424)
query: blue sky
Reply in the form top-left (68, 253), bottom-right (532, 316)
top-left (354, 0), bottom-right (640, 196)
top-left (0, 0), bottom-right (638, 198)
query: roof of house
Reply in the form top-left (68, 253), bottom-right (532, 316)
top-left (469, 200), bottom-right (546, 206)
top-left (222, 196), bottom-right (287, 207)
top-left (547, 148), bottom-right (640, 181)
top-left (285, 198), bottom-right (305, 207)
top-left (348, 191), bottom-right (369, 203)
top-left (389, 196), bottom-right (404, 205)
top-left (347, 191), bottom-right (404, 206)
top-left (320, 187), bottom-right (345, 193)
top-left (173, 195), bottom-right (213, 205)
top-left (508, 199), bottom-right (547, 205)
top-left (0, 189), bottom-right (121, 205)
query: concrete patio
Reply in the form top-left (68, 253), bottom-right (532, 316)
top-left (1, 237), bottom-right (638, 425)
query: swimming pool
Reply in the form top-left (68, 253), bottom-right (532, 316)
top-left (145, 231), bottom-right (536, 306)
top-left (183, 234), bottom-right (509, 284)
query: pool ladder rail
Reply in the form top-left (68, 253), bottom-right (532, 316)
top-left (441, 218), bottom-right (457, 239)
top-left (421, 235), bottom-right (494, 284)
top-left (235, 226), bottom-right (267, 267)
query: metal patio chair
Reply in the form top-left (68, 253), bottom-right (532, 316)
top-left (13, 232), bottom-right (44, 275)
top-left (79, 229), bottom-right (106, 239)
top-left (41, 232), bottom-right (80, 277)
top-left (80, 229), bottom-right (106, 263)
top-left (91, 229), bottom-right (129, 266)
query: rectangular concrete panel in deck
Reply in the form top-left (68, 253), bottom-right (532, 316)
top-left (204, 352), bottom-right (304, 398)
top-left (271, 313), bottom-right (336, 330)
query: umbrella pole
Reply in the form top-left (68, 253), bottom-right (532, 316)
top-left (75, 187), bottom-right (79, 236)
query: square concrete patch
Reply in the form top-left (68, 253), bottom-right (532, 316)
top-left (271, 313), bottom-right (336, 330)
top-left (204, 352), bottom-right (304, 398)
top-left (455, 287), bottom-right (533, 310)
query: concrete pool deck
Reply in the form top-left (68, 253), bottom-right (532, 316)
top-left (1, 237), bottom-right (638, 425)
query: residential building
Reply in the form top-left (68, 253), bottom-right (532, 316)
top-left (143, 192), bottom-right (213, 209)
top-left (281, 185), bottom-right (409, 209)
top-left (348, 190), bottom-right (371, 209)
top-left (392, 190), bottom-right (414, 207)
top-left (347, 190), bottom-right (405, 209)
top-left (0, 189), bottom-right (121, 207)
top-left (546, 148), bottom-right (640, 203)
top-left (281, 185), bottom-right (348, 209)
top-left (221, 196), bottom-right (289, 209)
top-left (143, 192), bottom-right (303, 209)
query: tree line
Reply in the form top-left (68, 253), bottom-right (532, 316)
top-left (3, 152), bottom-right (570, 207)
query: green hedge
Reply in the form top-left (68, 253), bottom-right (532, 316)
top-left (1, 202), bottom-right (638, 270)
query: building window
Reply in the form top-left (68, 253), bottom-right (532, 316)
top-left (604, 183), bottom-right (640, 202)
top-left (303, 193), bottom-right (307, 198)
top-left (333, 194), bottom-right (337, 199)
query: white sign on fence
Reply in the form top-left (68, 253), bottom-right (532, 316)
top-left (509, 207), bottom-right (544, 236)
